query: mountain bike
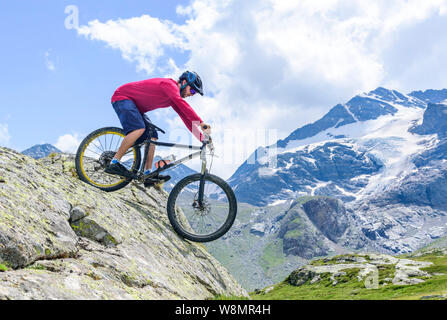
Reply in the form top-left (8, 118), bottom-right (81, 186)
top-left (75, 120), bottom-right (237, 242)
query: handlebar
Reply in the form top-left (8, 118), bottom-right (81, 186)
top-left (202, 133), bottom-right (215, 152)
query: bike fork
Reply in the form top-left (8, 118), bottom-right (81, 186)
top-left (198, 159), bottom-right (207, 206)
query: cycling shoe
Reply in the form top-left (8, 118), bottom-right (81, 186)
top-left (104, 162), bottom-right (133, 179)
top-left (144, 174), bottom-right (171, 188)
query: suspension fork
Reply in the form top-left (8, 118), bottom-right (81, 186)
top-left (197, 145), bottom-right (208, 206)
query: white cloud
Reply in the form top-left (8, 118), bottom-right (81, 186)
top-left (55, 133), bottom-right (82, 154)
top-left (77, 15), bottom-right (187, 74)
top-left (0, 123), bottom-right (11, 146)
top-left (76, 0), bottom-right (447, 178)
top-left (44, 51), bottom-right (56, 71)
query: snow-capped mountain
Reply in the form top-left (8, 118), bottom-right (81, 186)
top-left (21, 144), bottom-right (61, 159)
top-left (227, 87), bottom-right (447, 253)
top-left (229, 87), bottom-right (446, 205)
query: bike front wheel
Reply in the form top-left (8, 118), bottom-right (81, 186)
top-left (75, 127), bottom-right (141, 192)
top-left (167, 173), bottom-right (237, 242)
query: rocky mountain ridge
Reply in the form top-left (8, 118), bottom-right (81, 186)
top-left (21, 144), bottom-right (61, 159)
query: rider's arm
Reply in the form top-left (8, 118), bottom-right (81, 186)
top-left (161, 81), bottom-right (205, 142)
top-left (171, 99), bottom-right (204, 142)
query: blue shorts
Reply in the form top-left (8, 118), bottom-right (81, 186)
top-left (112, 99), bottom-right (158, 144)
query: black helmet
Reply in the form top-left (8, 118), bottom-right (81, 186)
top-left (179, 71), bottom-right (203, 96)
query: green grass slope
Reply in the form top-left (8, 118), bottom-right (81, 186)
top-left (250, 248), bottom-right (447, 300)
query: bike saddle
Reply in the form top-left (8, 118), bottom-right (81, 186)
top-left (143, 115), bottom-right (165, 134)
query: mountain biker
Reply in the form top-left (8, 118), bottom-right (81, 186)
top-left (105, 71), bottom-right (211, 187)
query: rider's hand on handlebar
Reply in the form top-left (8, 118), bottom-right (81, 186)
top-left (199, 122), bottom-right (214, 152)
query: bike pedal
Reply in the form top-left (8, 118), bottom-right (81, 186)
top-left (144, 178), bottom-right (163, 188)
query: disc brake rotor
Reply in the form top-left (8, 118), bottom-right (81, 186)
top-left (192, 198), bottom-right (211, 216)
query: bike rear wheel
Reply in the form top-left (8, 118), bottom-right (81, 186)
top-left (167, 173), bottom-right (237, 242)
top-left (75, 127), bottom-right (141, 192)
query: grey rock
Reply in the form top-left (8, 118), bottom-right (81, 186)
top-left (392, 259), bottom-right (432, 285)
top-left (70, 218), bottom-right (118, 247)
top-left (264, 286), bottom-right (275, 294)
top-left (410, 103), bottom-right (447, 136)
top-left (0, 147), bottom-right (247, 300)
top-left (250, 223), bottom-right (266, 236)
top-left (287, 253), bottom-right (432, 288)
top-left (69, 207), bottom-right (86, 222)
top-left (278, 202), bottom-right (330, 259)
top-left (409, 89), bottom-right (447, 104)
top-left (288, 268), bottom-right (318, 286)
top-left (302, 198), bottom-right (348, 242)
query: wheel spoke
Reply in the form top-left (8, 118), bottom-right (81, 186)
top-left (79, 130), bottom-right (138, 189)
top-left (90, 142), bottom-right (104, 154)
top-left (172, 177), bottom-right (231, 238)
top-left (109, 134), bottom-right (114, 151)
top-left (114, 136), bottom-right (122, 151)
top-left (97, 137), bottom-right (105, 152)
top-left (85, 147), bottom-right (102, 157)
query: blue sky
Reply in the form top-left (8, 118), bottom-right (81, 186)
top-left (0, 0), bottom-right (190, 152)
top-left (1, 1), bottom-right (447, 179)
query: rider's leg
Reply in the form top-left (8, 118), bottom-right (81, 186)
top-left (111, 99), bottom-right (147, 162)
top-left (145, 138), bottom-right (157, 171)
top-left (143, 137), bottom-right (171, 187)
top-left (113, 128), bottom-right (145, 161)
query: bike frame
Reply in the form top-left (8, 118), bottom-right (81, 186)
top-left (130, 137), bottom-right (210, 206)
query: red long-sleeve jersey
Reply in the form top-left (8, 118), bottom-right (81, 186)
top-left (112, 78), bottom-right (203, 141)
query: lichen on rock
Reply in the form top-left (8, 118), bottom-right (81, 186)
top-left (0, 147), bottom-right (247, 300)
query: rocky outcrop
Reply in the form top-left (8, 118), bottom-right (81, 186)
top-left (409, 89), bottom-right (447, 104)
top-left (410, 103), bottom-right (447, 137)
top-left (250, 223), bottom-right (266, 236)
top-left (287, 253), bottom-right (432, 288)
top-left (278, 197), bottom-right (357, 260)
top-left (302, 198), bottom-right (348, 242)
top-left (0, 147), bottom-right (247, 300)
top-left (278, 202), bottom-right (330, 259)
